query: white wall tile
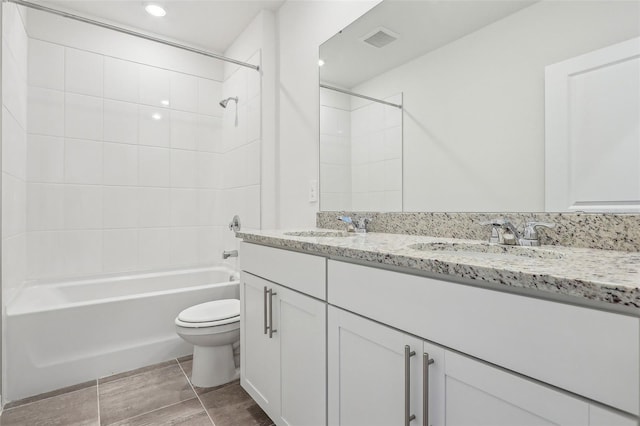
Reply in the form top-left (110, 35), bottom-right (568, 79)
top-left (170, 188), bottom-right (198, 226)
top-left (170, 110), bottom-right (198, 150)
top-left (384, 159), bottom-right (402, 191)
top-left (27, 134), bottom-right (64, 183)
top-left (3, 47), bottom-right (27, 128)
top-left (64, 185), bottom-right (103, 229)
top-left (197, 189), bottom-right (216, 226)
top-left (170, 227), bottom-right (199, 266)
top-left (104, 57), bottom-right (139, 103)
top-left (138, 228), bottom-right (171, 270)
top-left (2, 173), bottom-right (26, 237)
top-left (197, 115), bottom-right (222, 153)
top-left (384, 126), bottom-right (402, 160)
top-left (170, 72), bottom-right (198, 112)
top-left (65, 138), bottom-right (102, 184)
top-left (65, 48), bottom-right (103, 97)
top-left (245, 140), bottom-right (261, 186)
top-left (139, 146), bottom-right (170, 187)
top-left (28, 39), bottom-right (64, 90)
top-left (103, 229), bottom-right (138, 272)
top-left (65, 93), bottom-right (103, 140)
top-left (139, 65), bottom-right (171, 107)
top-left (170, 149), bottom-right (197, 188)
top-left (198, 78), bottom-right (223, 117)
top-left (139, 105), bottom-right (170, 147)
top-left (2, 234), bottom-right (26, 299)
top-left (241, 185), bottom-right (261, 229)
top-left (62, 230), bottom-right (102, 276)
top-left (103, 186), bottom-right (138, 228)
top-left (104, 99), bottom-right (138, 144)
top-left (384, 94), bottom-right (402, 128)
top-left (197, 226), bottom-right (218, 264)
top-left (103, 143), bottom-right (138, 186)
top-left (27, 231), bottom-right (65, 279)
top-left (197, 152), bottom-right (217, 189)
top-left (27, 183), bottom-right (64, 231)
top-left (247, 96), bottom-right (261, 143)
top-left (2, 107), bottom-right (27, 179)
top-left (138, 187), bottom-right (171, 227)
top-left (28, 87), bottom-right (64, 136)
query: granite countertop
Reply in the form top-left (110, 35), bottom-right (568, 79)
top-left (237, 229), bottom-right (640, 314)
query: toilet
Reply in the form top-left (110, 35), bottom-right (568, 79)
top-left (175, 299), bottom-right (240, 388)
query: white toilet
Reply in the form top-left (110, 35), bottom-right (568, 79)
top-left (175, 299), bottom-right (240, 388)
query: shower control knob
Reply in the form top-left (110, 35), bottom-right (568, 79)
top-left (229, 215), bottom-right (241, 232)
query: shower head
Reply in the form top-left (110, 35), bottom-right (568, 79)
top-left (219, 96), bottom-right (238, 108)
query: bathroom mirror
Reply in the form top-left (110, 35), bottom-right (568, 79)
top-left (319, 0), bottom-right (640, 212)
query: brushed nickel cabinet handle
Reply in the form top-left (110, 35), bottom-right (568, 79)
top-left (263, 286), bottom-right (268, 335)
top-left (268, 288), bottom-right (277, 338)
top-left (423, 353), bottom-right (435, 426)
top-left (405, 345), bottom-right (416, 425)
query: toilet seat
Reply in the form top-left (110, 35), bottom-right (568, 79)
top-left (175, 299), bottom-right (240, 329)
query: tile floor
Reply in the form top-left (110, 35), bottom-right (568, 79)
top-left (0, 356), bottom-right (274, 426)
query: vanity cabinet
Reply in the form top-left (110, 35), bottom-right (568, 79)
top-left (329, 306), bottom-right (637, 426)
top-left (240, 243), bottom-right (326, 426)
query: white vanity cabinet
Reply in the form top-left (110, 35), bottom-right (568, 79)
top-left (328, 306), bottom-right (637, 426)
top-left (240, 242), bottom-right (326, 426)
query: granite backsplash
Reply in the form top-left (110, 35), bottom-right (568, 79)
top-left (317, 212), bottom-right (640, 252)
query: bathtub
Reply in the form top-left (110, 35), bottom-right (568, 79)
top-left (5, 266), bottom-right (239, 402)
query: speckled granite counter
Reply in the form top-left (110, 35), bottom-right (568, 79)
top-left (237, 229), bottom-right (640, 314)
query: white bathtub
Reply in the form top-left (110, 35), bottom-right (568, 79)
top-left (5, 266), bottom-right (239, 402)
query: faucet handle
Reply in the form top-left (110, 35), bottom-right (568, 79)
top-left (523, 221), bottom-right (555, 240)
top-left (355, 217), bottom-right (371, 233)
top-left (480, 219), bottom-right (504, 243)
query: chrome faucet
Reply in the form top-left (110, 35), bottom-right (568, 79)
top-left (222, 250), bottom-right (238, 259)
top-left (481, 219), bottom-right (554, 246)
top-left (337, 216), bottom-right (371, 233)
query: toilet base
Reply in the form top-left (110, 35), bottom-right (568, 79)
top-left (191, 343), bottom-right (238, 388)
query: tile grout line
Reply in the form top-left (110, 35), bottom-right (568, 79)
top-left (176, 358), bottom-right (217, 426)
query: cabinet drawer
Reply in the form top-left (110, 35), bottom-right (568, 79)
top-left (240, 242), bottom-right (326, 300)
top-left (328, 260), bottom-right (640, 415)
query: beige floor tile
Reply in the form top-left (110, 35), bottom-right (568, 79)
top-left (108, 398), bottom-right (212, 426)
top-left (0, 386), bottom-right (99, 426)
top-left (98, 363), bottom-right (195, 425)
top-left (198, 382), bottom-right (273, 426)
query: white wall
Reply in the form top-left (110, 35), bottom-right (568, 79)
top-left (320, 89), bottom-right (351, 210)
top-left (276, 0), bottom-right (380, 227)
top-left (352, 0), bottom-right (640, 212)
top-left (24, 9), bottom-right (226, 280)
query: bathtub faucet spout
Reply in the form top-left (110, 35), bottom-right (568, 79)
top-left (222, 250), bottom-right (238, 259)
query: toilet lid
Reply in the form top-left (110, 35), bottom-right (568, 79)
top-left (178, 299), bottom-right (240, 323)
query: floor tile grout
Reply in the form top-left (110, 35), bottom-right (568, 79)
top-left (96, 383), bottom-right (101, 426)
top-left (176, 358), bottom-right (217, 426)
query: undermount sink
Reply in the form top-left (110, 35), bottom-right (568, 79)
top-left (407, 242), bottom-right (563, 260)
top-left (284, 230), bottom-right (351, 238)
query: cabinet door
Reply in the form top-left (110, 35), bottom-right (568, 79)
top-left (443, 351), bottom-right (589, 426)
top-left (328, 306), bottom-right (423, 426)
top-left (276, 284), bottom-right (326, 426)
top-left (240, 273), bottom-right (280, 420)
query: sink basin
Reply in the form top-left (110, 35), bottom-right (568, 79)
top-left (407, 242), bottom-right (563, 260)
top-left (284, 230), bottom-right (351, 238)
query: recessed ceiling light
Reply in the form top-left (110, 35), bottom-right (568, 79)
top-left (145, 4), bottom-right (166, 17)
top-left (318, 59), bottom-right (325, 67)
top-left (152, 113), bottom-right (162, 120)
top-left (160, 99), bottom-right (170, 106)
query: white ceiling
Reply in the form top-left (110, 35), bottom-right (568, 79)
top-left (320, 0), bottom-right (538, 88)
top-left (37, 0), bottom-right (285, 53)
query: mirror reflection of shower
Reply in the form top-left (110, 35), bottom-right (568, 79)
top-left (220, 96), bottom-right (239, 127)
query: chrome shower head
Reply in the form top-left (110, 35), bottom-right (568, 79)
top-left (219, 96), bottom-right (238, 108)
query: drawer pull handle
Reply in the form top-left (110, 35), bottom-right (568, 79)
top-left (423, 353), bottom-right (435, 426)
top-left (405, 345), bottom-right (416, 425)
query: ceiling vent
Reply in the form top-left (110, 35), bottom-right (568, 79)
top-left (360, 27), bottom-right (399, 48)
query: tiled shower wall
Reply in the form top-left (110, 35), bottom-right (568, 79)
top-left (25, 39), bottom-right (226, 279)
top-left (320, 89), bottom-right (351, 210)
top-left (2, 2), bottom-right (28, 302)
